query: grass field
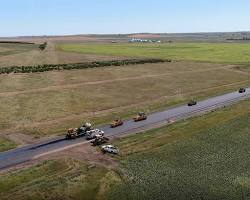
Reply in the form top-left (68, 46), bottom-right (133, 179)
top-left (0, 158), bottom-right (121, 200)
top-left (0, 42), bottom-right (124, 67)
top-left (0, 43), bottom-right (38, 57)
top-left (58, 43), bottom-right (250, 64)
top-left (0, 61), bottom-right (248, 139)
top-left (1, 100), bottom-right (249, 200)
top-left (0, 136), bottom-right (16, 152)
top-left (110, 100), bottom-right (250, 200)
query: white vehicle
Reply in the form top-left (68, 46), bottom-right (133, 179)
top-left (101, 145), bottom-right (119, 154)
top-left (86, 129), bottom-right (104, 140)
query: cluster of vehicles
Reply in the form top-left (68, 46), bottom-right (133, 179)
top-left (66, 123), bottom-right (118, 154)
top-left (65, 88), bottom-right (247, 154)
top-left (65, 112), bottom-right (148, 154)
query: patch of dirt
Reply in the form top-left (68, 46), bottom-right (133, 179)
top-left (54, 142), bottom-right (118, 169)
top-left (4, 133), bottom-right (35, 146)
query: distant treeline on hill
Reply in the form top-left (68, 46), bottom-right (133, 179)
top-left (227, 37), bottom-right (250, 41)
top-left (0, 41), bottom-right (35, 44)
top-left (0, 59), bottom-right (170, 74)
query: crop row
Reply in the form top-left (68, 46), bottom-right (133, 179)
top-left (0, 58), bottom-right (170, 74)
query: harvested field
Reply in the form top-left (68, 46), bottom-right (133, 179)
top-left (0, 61), bottom-right (248, 138)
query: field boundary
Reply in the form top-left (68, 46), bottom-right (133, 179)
top-left (0, 58), bottom-right (169, 74)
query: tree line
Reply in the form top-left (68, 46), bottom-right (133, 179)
top-left (0, 59), bottom-right (170, 74)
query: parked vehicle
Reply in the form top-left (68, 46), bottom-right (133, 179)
top-left (66, 122), bottom-right (92, 139)
top-left (86, 129), bottom-right (104, 140)
top-left (188, 100), bottom-right (197, 106)
top-left (91, 136), bottom-right (109, 146)
top-left (134, 112), bottom-right (147, 122)
top-left (101, 145), bottom-right (119, 154)
top-left (110, 119), bottom-right (123, 128)
top-left (239, 88), bottom-right (246, 93)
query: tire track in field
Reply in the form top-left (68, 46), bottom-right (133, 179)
top-left (0, 66), bottom-right (233, 97)
top-left (1, 79), bottom-right (248, 135)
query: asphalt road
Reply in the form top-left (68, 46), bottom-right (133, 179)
top-left (0, 88), bottom-right (249, 170)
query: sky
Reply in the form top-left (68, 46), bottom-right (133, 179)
top-left (1, 0), bottom-right (250, 36)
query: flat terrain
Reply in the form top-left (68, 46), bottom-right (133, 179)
top-left (0, 99), bottom-right (249, 200)
top-left (59, 43), bottom-right (250, 63)
top-left (0, 42), bottom-right (126, 67)
top-left (110, 99), bottom-right (250, 199)
top-left (0, 43), bottom-right (38, 57)
top-left (0, 158), bottom-right (120, 200)
top-left (0, 61), bottom-right (248, 145)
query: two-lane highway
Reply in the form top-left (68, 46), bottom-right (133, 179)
top-left (0, 88), bottom-right (249, 170)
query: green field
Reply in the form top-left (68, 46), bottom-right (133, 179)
top-left (0, 159), bottom-right (121, 200)
top-left (58, 43), bottom-right (250, 64)
top-left (0, 43), bottom-right (38, 57)
top-left (109, 100), bottom-right (250, 199)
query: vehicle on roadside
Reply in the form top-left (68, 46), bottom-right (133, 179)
top-left (239, 88), bottom-right (246, 93)
top-left (188, 100), bottom-right (197, 106)
top-left (110, 119), bottom-right (123, 128)
top-left (101, 145), bottom-right (119, 154)
top-left (86, 129), bottom-right (104, 140)
top-left (66, 122), bottom-right (92, 139)
top-left (134, 112), bottom-right (147, 122)
top-left (91, 136), bottom-right (109, 146)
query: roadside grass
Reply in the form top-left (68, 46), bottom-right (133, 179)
top-left (0, 136), bottom-right (17, 152)
top-left (0, 61), bottom-right (247, 137)
top-left (109, 100), bottom-right (250, 200)
top-left (58, 43), bottom-right (250, 64)
top-left (0, 100), bottom-right (249, 200)
top-left (0, 158), bottom-right (121, 200)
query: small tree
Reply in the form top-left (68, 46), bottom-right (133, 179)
top-left (39, 42), bottom-right (47, 51)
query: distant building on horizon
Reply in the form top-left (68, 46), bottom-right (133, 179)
top-left (129, 38), bottom-right (161, 43)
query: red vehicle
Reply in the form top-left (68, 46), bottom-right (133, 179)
top-left (110, 119), bottom-right (123, 128)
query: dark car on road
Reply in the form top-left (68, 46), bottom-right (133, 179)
top-left (188, 100), bottom-right (197, 106)
top-left (239, 88), bottom-right (246, 93)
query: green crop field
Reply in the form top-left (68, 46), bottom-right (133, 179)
top-left (58, 43), bottom-right (250, 64)
top-left (109, 100), bottom-right (250, 200)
